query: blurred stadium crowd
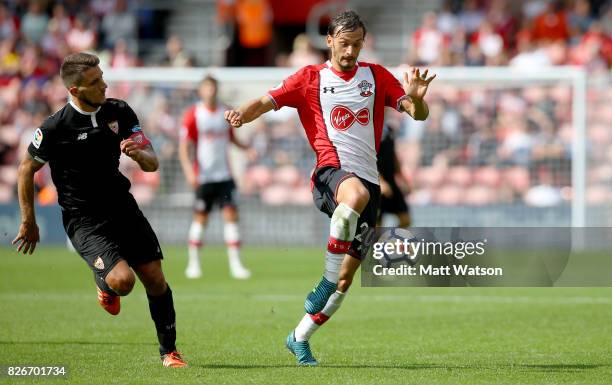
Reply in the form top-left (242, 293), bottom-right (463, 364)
top-left (0, 0), bottom-right (610, 209)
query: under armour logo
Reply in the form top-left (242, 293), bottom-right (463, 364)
top-left (322, 87), bottom-right (335, 93)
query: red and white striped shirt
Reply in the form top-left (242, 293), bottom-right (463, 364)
top-left (181, 103), bottom-right (235, 183)
top-left (267, 61), bottom-right (407, 185)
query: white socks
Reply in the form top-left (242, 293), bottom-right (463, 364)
top-left (325, 203), bottom-right (360, 282)
top-left (187, 221), bottom-right (204, 265)
top-left (294, 291), bottom-right (347, 341)
top-left (224, 222), bottom-right (250, 279)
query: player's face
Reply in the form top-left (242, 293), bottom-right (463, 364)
top-left (327, 27), bottom-right (364, 71)
top-left (198, 81), bottom-right (217, 104)
top-left (73, 66), bottom-right (107, 108)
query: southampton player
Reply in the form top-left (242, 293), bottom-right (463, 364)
top-left (377, 123), bottom-right (411, 227)
top-left (179, 75), bottom-right (252, 280)
top-left (225, 11), bottom-right (435, 365)
top-left (12, 53), bottom-right (187, 368)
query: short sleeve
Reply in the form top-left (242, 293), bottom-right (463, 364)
top-left (267, 67), bottom-right (310, 109)
top-left (118, 102), bottom-right (141, 140)
top-left (27, 118), bottom-right (56, 164)
top-left (180, 106), bottom-right (198, 143)
top-left (373, 64), bottom-right (407, 111)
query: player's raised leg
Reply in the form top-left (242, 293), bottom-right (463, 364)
top-left (134, 260), bottom-right (186, 368)
top-left (222, 205), bottom-right (251, 279)
top-left (287, 176), bottom-right (368, 365)
top-left (186, 211), bottom-right (207, 279)
top-left (305, 176), bottom-right (367, 314)
top-left (96, 260), bottom-right (135, 315)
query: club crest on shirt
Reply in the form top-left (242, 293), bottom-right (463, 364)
top-left (108, 121), bottom-right (119, 134)
top-left (358, 80), bottom-right (373, 97)
top-left (94, 256), bottom-right (105, 270)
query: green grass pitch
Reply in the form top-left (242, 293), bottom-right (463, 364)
top-left (1, 245), bottom-right (611, 384)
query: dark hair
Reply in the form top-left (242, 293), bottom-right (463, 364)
top-left (60, 52), bottom-right (99, 88)
top-left (200, 74), bottom-right (218, 87)
top-left (327, 10), bottom-right (367, 38)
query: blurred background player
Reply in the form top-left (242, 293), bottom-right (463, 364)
top-left (179, 75), bottom-right (253, 280)
top-left (12, 52), bottom-right (186, 368)
top-left (377, 123), bottom-right (411, 228)
top-left (225, 11), bottom-right (435, 365)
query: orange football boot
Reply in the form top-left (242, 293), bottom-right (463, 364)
top-left (161, 351), bottom-right (187, 368)
top-left (96, 286), bottom-right (120, 315)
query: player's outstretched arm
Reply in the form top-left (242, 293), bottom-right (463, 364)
top-left (121, 141), bottom-right (159, 172)
top-left (400, 67), bottom-right (436, 121)
top-left (224, 96), bottom-right (275, 128)
top-left (13, 154), bottom-right (44, 254)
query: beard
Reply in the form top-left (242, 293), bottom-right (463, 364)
top-left (81, 94), bottom-right (104, 108)
top-left (338, 57), bottom-right (356, 70)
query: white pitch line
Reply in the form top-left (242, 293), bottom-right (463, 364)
top-left (0, 292), bottom-right (610, 305)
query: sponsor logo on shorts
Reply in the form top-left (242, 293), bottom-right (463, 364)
top-left (94, 257), bottom-right (105, 270)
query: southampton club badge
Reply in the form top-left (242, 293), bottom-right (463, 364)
top-left (108, 121), bottom-right (119, 134)
top-left (358, 80), bottom-right (373, 97)
top-left (94, 256), bottom-right (105, 270)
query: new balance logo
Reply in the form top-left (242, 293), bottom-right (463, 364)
top-left (323, 87), bottom-right (335, 93)
top-left (77, 133), bottom-right (88, 140)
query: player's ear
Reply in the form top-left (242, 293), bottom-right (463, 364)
top-left (68, 85), bottom-right (79, 98)
top-left (326, 35), bottom-right (333, 49)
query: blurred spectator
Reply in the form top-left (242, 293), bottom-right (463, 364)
top-left (437, 0), bottom-right (459, 35)
top-left (101, 0), bottom-right (137, 52)
top-left (234, 0), bottom-right (273, 66)
top-left (21, 0), bottom-right (49, 44)
top-left (532, 0), bottom-right (570, 43)
top-left (159, 35), bottom-right (195, 67)
top-left (458, 0), bottom-right (485, 35)
top-left (486, 0), bottom-right (517, 49)
top-left (471, 20), bottom-right (506, 65)
top-left (287, 33), bottom-right (322, 67)
top-left (570, 21), bottom-right (612, 69)
top-left (410, 12), bottom-right (449, 65)
top-left (110, 38), bottom-right (137, 68)
top-left (569, 0), bottom-right (595, 40)
top-left (49, 3), bottom-right (72, 35)
top-left (66, 15), bottom-right (97, 53)
top-left (0, 4), bottom-right (17, 41)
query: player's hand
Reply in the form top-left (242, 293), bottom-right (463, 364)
top-left (380, 179), bottom-right (393, 198)
top-left (224, 109), bottom-right (243, 128)
top-left (120, 139), bottom-right (145, 159)
top-left (186, 173), bottom-right (198, 189)
top-left (403, 67), bottom-right (436, 101)
top-left (12, 221), bottom-right (40, 255)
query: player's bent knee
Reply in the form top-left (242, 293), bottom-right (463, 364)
top-left (106, 271), bottom-right (136, 296)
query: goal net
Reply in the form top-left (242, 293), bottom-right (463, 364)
top-left (103, 66), bottom-right (592, 245)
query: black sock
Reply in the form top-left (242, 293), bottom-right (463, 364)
top-left (94, 272), bottom-right (117, 295)
top-left (147, 285), bottom-right (177, 356)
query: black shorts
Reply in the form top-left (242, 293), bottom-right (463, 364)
top-left (195, 180), bottom-right (237, 213)
top-left (312, 166), bottom-right (381, 260)
top-left (379, 182), bottom-right (409, 216)
top-left (62, 206), bottom-right (163, 280)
